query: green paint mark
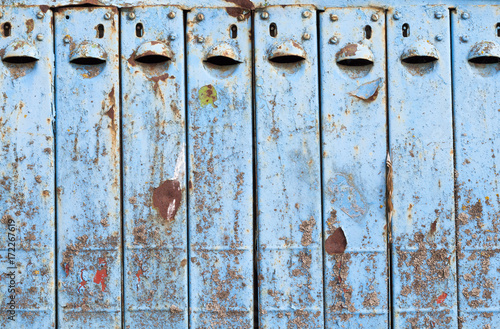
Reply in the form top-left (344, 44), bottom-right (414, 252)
top-left (199, 85), bottom-right (217, 108)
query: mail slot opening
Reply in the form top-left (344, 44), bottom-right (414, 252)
top-left (2, 40), bottom-right (40, 64)
top-left (2, 55), bottom-right (38, 64)
top-left (204, 56), bottom-right (241, 66)
top-left (336, 44), bottom-right (374, 67)
top-left (468, 56), bottom-right (500, 64)
top-left (3, 22), bottom-right (11, 37)
top-left (269, 55), bottom-right (305, 64)
top-left (401, 42), bottom-right (439, 65)
top-left (136, 54), bottom-right (170, 64)
top-left (402, 55), bottom-right (438, 64)
top-left (70, 57), bottom-right (106, 65)
top-left (135, 41), bottom-right (172, 64)
top-left (337, 58), bottom-right (373, 66)
top-left (468, 41), bottom-right (500, 65)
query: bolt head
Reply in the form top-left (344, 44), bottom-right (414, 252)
top-left (329, 36), bottom-right (339, 44)
top-left (302, 11), bottom-right (312, 18)
top-left (460, 35), bottom-right (469, 43)
top-left (237, 14), bottom-right (245, 21)
top-left (260, 11), bottom-right (269, 20)
top-left (461, 12), bottom-right (470, 20)
top-left (128, 12), bottom-right (135, 20)
top-left (303, 33), bottom-right (311, 40)
top-left (435, 34), bottom-right (444, 41)
top-left (169, 34), bottom-right (176, 41)
top-left (434, 12), bottom-right (443, 19)
top-left (330, 14), bottom-right (338, 21)
top-left (36, 33), bottom-right (44, 41)
top-left (37, 12), bottom-right (44, 19)
top-left (197, 36), bottom-right (204, 43)
top-left (393, 12), bottom-right (401, 20)
top-left (168, 11), bottom-right (176, 19)
top-left (196, 13), bottom-right (204, 22)
top-left (371, 13), bottom-right (379, 22)
top-left (104, 13), bottom-right (111, 20)
top-left (63, 36), bottom-right (70, 44)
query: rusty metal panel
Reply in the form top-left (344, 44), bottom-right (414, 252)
top-left (55, 7), bottom-right (121, 327)
top-left (255, 5), bottom-right (323, 328)
top-left (320, 7), bottom-right (388, 327)
top-left (387, 5), bottom-right (458, 328)
top-left (452, 5), bottom-right (500, 328)
top-left (121, 6), bottom-right (187, 328)
top-left (187, 7), bottom-right (254, 328)
top-left (0, 6), bottom-right (55, 328)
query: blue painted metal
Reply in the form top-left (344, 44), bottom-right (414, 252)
top-left (187, 7), bottom-right (254, 328)
top-left (452, 5), bottom-right (500, 328)
top-left (121, 6), bottom-right (188, 328)
top-left (387, 5), bottom-right (458, 328)
top-left (55, 7), bottom-right (121, 327)
top-left (255, 5), bottom-right (324, 328)
top-left (320, 7), bottom-right (388, 327)
top-left (0, 6), bottom-right (55, 328)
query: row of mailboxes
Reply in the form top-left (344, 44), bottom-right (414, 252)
top-left (0, 4), bottom-right (499, 329)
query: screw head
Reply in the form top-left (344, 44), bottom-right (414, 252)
top-left (36, 33), bottom-right (44, 41)
top-left (260, 11), bottom-right (269, 20)
top-left (197, 36), bottom-right (204, 43)
top-left (434, 12), bottom-right (443, 19)
top-left (435, 34), bottom-right (444, 41)
top-left (461, 12), bottom-right (470, 20)
top-left (168, 11), bottom-right (176, 19)
top-left (330, 14), bottom-right (338, 21)
top-left (393, 12), bottom-right (401, 20)
top-left (104, 13), bottom-right (111, 20)
top-left (460, 35), bottom-right (469, 43)
top-left (303, 33), bottom-right (311, 40)
top-left (237, 14), bottom-right (245, 21)
top-left (329, 36), bottom-right (339, 44)
top-left (169, 34), bottom-right (176, 41)
top-left (302, 11), bottom-right (312, 18)
top-left (63, 36), bottom-right (70, 44)
top-left (371, 13), bottom-right (379, 22)
top-left (127, 12), bottom-right (135, 20)
top-left (37, 11), bottom-right (44, 19)
top-left (196, 13), bottom-right (204, 22)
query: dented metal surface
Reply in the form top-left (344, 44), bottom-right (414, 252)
top-left (0, 6), bottom-right (55, 328)
top-left (121, 6), bottom-right (187, 328)
top-left (255, 5), bottom-right (323, 328)
top-left (452, 5), bottom-right (500, 328)
top-left (387, 5), bottom-right (458, 328)
top-left (320, 7), bottom-right (388, 327)
top-left (187, 7), bottom-right (254, 328)
top-left (55, 7), bottom-right (121, 327)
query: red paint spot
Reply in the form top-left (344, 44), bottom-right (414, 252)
top-left (152, 180), bottom-right (182, 221)
top-left (64, 263), bottom-right (70, 277)
top-left (325, 228), bottom-right (347, 255)
top-left (77, 269), bottom-right (87, 294)
top-left (436, 292), bottom-right (447, 304)
top-left (93, 258), bottom-right (108, 292)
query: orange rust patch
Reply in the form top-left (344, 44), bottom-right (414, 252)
top-left (336, 44), bottom-right (358, 61)
top-left (436, 292), bottom-right (447, 304)
top-left (224, 0), bottom-right (255, 10)
top-left (26, 19), bottom-right (34, 34)
top-left (325, 227), bottom-right (347, 255)
top-left (152, 179), bottom-right (182, 222)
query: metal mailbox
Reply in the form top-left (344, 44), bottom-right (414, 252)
top-left (320, 7), bottom-right (388, 328)
top-left (452, 5), bottom-right (500, 328)
top-left (121, 6), bottom-right (187, 328)
top-left (55, 7), bottom-right (121, 328)
top-left (387, 5), bottom-right (457, 328)
top-left (187, 7), bottom-right (254, 328)
top-left (0, 6), bottom-right (55, 329)
top-left (255, 5), bottom-right (323, 328)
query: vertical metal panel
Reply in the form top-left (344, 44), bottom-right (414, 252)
top-left (387, 5), bottom-right (458, 327)
top-left (187, 7), bottom-right (254, 328)
top-left (0, 6), bottom-right (55, 328)
top-left (55, 7), bottom-right (121, 327)
top-left (255, 5), bottom-right (323, 328)
top-left (452, 5), bottom-right (500, 328)
top-left (320, 7), bottom-right (388, 327)
top-left (121, 6), bottom-right (187, 328)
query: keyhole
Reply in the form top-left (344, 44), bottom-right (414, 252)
top-left (136, 23), bottom-right (144, 37)
top-left (496, 23), bottom-right (500, 37)
top-left (365, 25), bottom-right (372, 40)
top-left (270, 23), bottom-right (277, 37)
top-left (230, 24), bottom-right (237, 39)
top-left (97, 24), bottom-right (104, 39)
top-left (3, 22), bottom-right (11, 37)
top-left (402, 23), bottom-right (410, 37)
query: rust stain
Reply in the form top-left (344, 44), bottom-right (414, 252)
top-left (436, 292), bottom-right (447, 304)
top-left (224, 0), bottom-right (255, 10)
top-left (39, 5), bottom-right (49, 13)
top-left (336, 44), bottom-right (358, 61)
top-left (299, 217), bottom-right (316, 246)
top-left (468, 199), bottom-right (483, 219)
top-left (199, 85), bottom-right (218, 107)
top-left (26, 19), bottom-right (34, 34)
top-left (93, 257), bottom-right (107, 292)
top-left (136, 265), bottom-right (145, 287)
top-left (325, 227), bottom-right (347, 255)
top-left (152, 179), bottom-right (182, 222)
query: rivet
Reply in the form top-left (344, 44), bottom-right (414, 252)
top-left (63, 36), bottom-right (70, 44)
top-left (237, 14), bottom-right (245, 21)
top-left (460, 35), bottom-right (469, 43)
top-left (169, 34), bottom-right (176, 41)
top-left (461, 12), bottom-right (470, 20)
top-left (260, 11), bottom-right (269, 20)
top-left (104, 13), bottom-right (111, 20)
top-left (330, 14), bottom-right (338, 21)
top-left (303, 11), bottom-right (312, 18)
top-left (197, 36), bottom-right (204, 43)
top-left (196, 13), bottom-right (204, 22)
top-left (329, 36), bottom-right (339, 44)
top-left (393, 12), bottom-right (401, 20)
top-left (434, 12), bottom-right (443, 19)
top-left (435, 34), bottom-right (444, 41)
top-left (303, 33), bottom-right (311, 40)
top-left (37, 11), bottom-right (44, 19)
top-left (127, 12), bottom-right (135, 20)
top-left (36, 33), bottom-right (44, 41)
top-left (168, 11), bottom-right (176, 19)
top-left (371, 13), bottom-right (379, 22)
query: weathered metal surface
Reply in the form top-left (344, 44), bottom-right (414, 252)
top-left (187, 8), bottom-right (254, 328)
top-left (452, 5), bottom-right (500, 328)
top-left (320, 7), bottom-right (388, 327)
top-left (0, 6), bottom-right (55, 328)
top-left (255, 5), bottom-right (323, 328)
top-left (121, 6), bottom-right (187, 328)
top-left (55, 7), bottom-right (121, 327)
top-left (387, 5), bottom-right (458, 328)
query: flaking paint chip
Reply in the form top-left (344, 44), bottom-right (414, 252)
top-left (325, 227), bottom-right (347, 255)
